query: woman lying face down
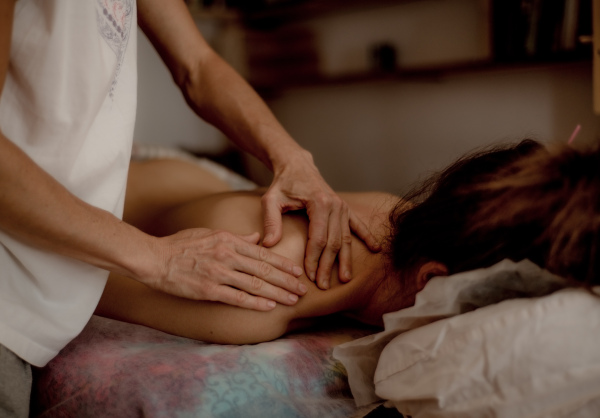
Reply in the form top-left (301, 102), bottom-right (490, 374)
top-left (95, 140), bottom-right (600, 344)
top-left (97, 185), bottom-right (412, 344)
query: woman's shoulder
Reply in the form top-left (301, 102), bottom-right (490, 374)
top-left (157, 190), bottom-right (264, 237)
top-left (338, 191), bottom-right (399, 211)
top-left (338, 191), bottom-right (400, 232)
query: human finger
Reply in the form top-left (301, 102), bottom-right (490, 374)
top-left (349, 211), bottom-right (381, 252)
top-left (209, 283), bottom-right (278, 311)
top-left (336, 206), bottom-right (353, 283)
top-left (260, 191), bottom-right (284, 248)
top-left (304, 195), bottom-right (332, 282)
top-left (239, 231), bottom-right (261, 244)
top-left (238, 231), bottom-right (304, 280)
top-left (313, 199), bottom-right (344, 289)
top-left (224, 267), bottom-right (303, 307)
top-left (233, 239), bottom-right (306, 296)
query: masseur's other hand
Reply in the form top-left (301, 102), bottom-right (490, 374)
top-left (146, 228), bottom-right (306, 311)
top-left (261, 149), bottom-right (381, 290)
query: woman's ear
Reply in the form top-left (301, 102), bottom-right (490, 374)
top-left (416, 261), bottom-right (448, 290)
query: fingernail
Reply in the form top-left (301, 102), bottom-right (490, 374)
top-left (308, 271), bottom-right (315, 281)
top-left (293, 266), bottom-right (303, 276)
top-left (264, 233), bottom-right (273, 243)
top-left (298, 283), bottom-right (307, 294)
top-left (267, 300), bottom-right (276, 309)
top-left (288, 294), bottom-right (298, 303)
top-left (344, 271), bottom-right (352, 280)
top-left (322, 280), bottom-right (329, 290)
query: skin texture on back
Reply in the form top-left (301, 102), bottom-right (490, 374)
top-left (96, 160), bottom-right (399, 344)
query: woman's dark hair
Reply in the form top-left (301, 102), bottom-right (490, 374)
top-left (387, 139), bottom-right (600, 287)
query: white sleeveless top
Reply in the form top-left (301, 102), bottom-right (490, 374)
top-left (0, 0), bottom-right (137, 366)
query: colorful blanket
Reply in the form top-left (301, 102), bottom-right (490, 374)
top-left (31, 315), bottom-right (374, 417)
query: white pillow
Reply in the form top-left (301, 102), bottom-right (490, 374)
top-left (334, 259), bottom-right (567, 407)
top-left (375, 287), bottom-right (600, 417)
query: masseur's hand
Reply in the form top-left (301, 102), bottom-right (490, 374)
top-left (136, 1), bottom-right (377, 290)
top-left (261, 149), bottom-right (381, 290)
top-left (146, 228), bottom-right (306, 311)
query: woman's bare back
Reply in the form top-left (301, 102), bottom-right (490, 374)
top-left (96, 160), bottom-right (397, 343)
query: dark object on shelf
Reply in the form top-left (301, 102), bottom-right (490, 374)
top-left (492, 0), bottom-right (592, 63)
top-left (371, 43), bottom-right (398, 73)
top-left (196, 0), bottom-right (593, 93)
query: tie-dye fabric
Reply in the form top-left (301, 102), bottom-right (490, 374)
top-left (31, 315), bottom-right (374, 417)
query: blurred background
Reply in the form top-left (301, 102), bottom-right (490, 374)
top-left (134, 0), bottom-right (599, 195)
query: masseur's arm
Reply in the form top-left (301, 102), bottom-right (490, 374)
top-left (0, 0), bottom-right (303, 311)
top-left (138, 0), bottom-right (381, 289)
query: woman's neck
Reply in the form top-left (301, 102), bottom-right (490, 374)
top-left (334, 192), bottom-right (407, 327)
top-left (341, 250), bottom-right (389, 327)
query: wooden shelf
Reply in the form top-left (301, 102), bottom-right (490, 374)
top-left (187, 0), bottom-right (596, 108)
top-left (253, 57), bottom-right (593, 95)
top-left (188, 0), bottom-right (425, 27)
top-left (234, 0), bottom-right (425, 28)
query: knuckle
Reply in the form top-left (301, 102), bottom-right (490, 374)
top-left (283, 275), bottom-right (296, 290)
top-left (214, 230), bottom-right (232, 243)
top-left (342, 232), bottom-right (353, 245)
top-left (203, 283), bottom-right (219, 302)
top-left (200, 263), bottom-right (215, 278)
top-left (257, 246), bottom-right (270, 262)
top-left (258, 261), bottom-right (272, 277)
top-left (235, 290), bottom-right (248, 305)
top-left (316, 193), bottom-right (332, 208)
top-left (213, 244), bottom-right (231, 263)
top-left (329, 237), bottom-right (342, 252)
top-left (251, 275), bottom-right (263, 291)
top-left (313, 235), bottom-right (328, 250)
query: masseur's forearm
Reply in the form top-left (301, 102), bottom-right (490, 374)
top-left (0, 132), bottom-right (156, 279)
top-left (138, 0), bottom-right (380, 289)
top-left (182, 51), bottom-right (304, 172)
top-left (0, 0), bottom-right (304, 311)
top-left (138, 0), bottom-right (303, 173)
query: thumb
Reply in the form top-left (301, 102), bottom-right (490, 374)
top-left (239, 231), bottom-right (261, 244)
top-left (262, 202), bottom-right (283, 248)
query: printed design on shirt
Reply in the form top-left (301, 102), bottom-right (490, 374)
top-left (96, 0), bottom-right (135, 97)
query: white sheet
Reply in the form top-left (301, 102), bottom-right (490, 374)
top-left (373, 287), bottom-right (600, 417)
top-left (333, 259), bottom-right (575, 408)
